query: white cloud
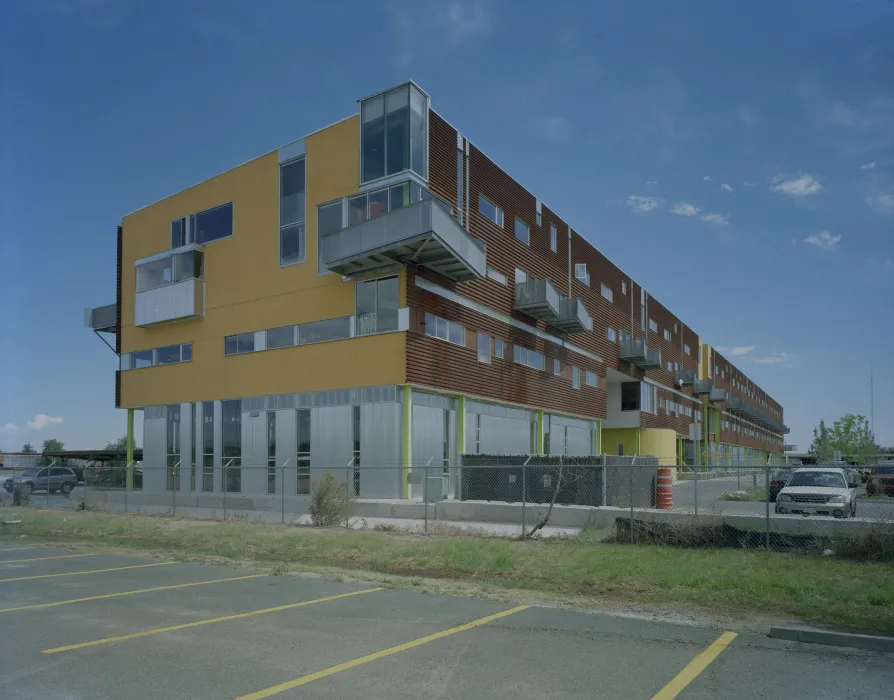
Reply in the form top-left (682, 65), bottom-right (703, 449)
top-left (388, 0), bottom-right (494, 67)
top-left (33, 0), bottom-right (130, 31)
top-left (535, 115), bottom-right (569, 141)
top-left (670, 202), bottom-right (700, 217)
top-left (27, 414), bottom-right (64, 430)
top-left (720, 183), bottom-right (733, 193)
top-left (626, 195), bottom-right (662, 214)
top-left (860, 161), bottom-right (876, 170)
top-left (773, 174), bottom-right (823, 197)
top-left (804, 230), bottom-right (842, 251)
top-left (703, 175), bottom-right (713, 182)
top-left (0, 423), bottom-right (18, 434)
top-left (753, 352), bottom-right (795, 365)
top-left (440, 0), bottom-right (493, 44)
top-left (715, 346), bottom-right (756, 357)
top-left (700, 212), bottom-right (729, 225)
top-left (866, 193), bottom-right (894, 214)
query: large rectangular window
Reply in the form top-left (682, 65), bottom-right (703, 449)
top-left (202, 402), bottom-right (214, 492)
top-left (585, 370), bottom-right (599, 387)
top-left (296, 409), bottom-right (311, 495)
top-left (361, 83), bottom-right (427, 183)
top-left (136, 249), bottom-right (204, 293)
top-left (621, 382), bottom-right (640, 411)
top-left (194, 203), bottom-right (233, 245)
top-left (513, 345), bottom-right (546, 371)
top-left (486, 267), bottom-right (507, 285)
top-left (221, 400), bottom-right (241, 493)
top-left (424, 313), bottom-right (465, 346)
top-left (280, 158), bottom-right (306, 266)
top-left (224, 332), bottom-right (255, 355)
top-left (266, 326), bottom-right (296, 350)
top-left (355, 275), bottom-right (399, 335)
top-left (514, 217), bottom-right (529, 245)
top-left (300, 316), bottom-right (351, 345)
top-left (478, 194), bottom-right (504, 227)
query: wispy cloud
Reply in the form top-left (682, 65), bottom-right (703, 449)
top-left (720, 183), bottom-right (733, 193)
top-left (700, 212), bottom-right (729, 225)
top-left (670, 202), bottom-right (699, 217)
top-left (0, 423), bottom-right (18, 434)
top-left (33, 0), bottom-right (130, 31)
top-left (804, 230), bottom-right (842, 251)
top-left (866, 193), bottom-right (894, 214)
top-left (860, 161), bottom-right (876, 170)
top-left (627, 195), bottom-right (662, 214)
top-left (753, 352), bottom-right (795, 366)
top-left (389, 0), bottom-right (494, 66)
top-left (27, 414), bottom-right (63, 430)
top-left (533, 116), bottom-right (570, 142)
top-left (774, 174), bottom-right (823, 197)
top-left (703, 175), bottom-right (713, 182)
top-left (715, 346), bottom-right (756, 357)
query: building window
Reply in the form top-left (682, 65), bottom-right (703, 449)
top-left (494, 338), bottom-right (505, 359)
top-left (194, 202), bottom-right (233, 245)
top-left (553, 358), bottom-right (562, 376)
top-left (619, 329), bottom-right (631, 346)
top-left (674, 361), bottom-right (680, 372)
top-left (535, 200), bottom-right (542, 226)
top-left (166, 405), bottom-right (181, 491)
top-left (267, 411), bottom-right (276, 495)
top-left (360, 83), bottom-right (426, 183)
top-left (224, 332), bottom-right (255, 355)
top-left (572, 366), bottom-right (580, 389)
top-left (478, 194), bottom-right (504, 227)
top-left (317, 200), bottom-right (344, 274)
top-left (136, 249), bottom-right (204, 293)
top-left (425, 313), bottom-right (465, 346)
top-left (641, 383), bottom-right (656, 413)
top-left (607, 328), bottom-right (616, 343)
top-left (515, 268), bottom-right (533, 285)
top-left (514, 217), bottom-right (530, 245)
top-left (649, 318), bottom-right (658, 333)
top-left (667, 361), bottom-right (673, 372)
top-left (266, 326), bottom-right (297, 350)
top-left (550, 223), bottom-right (557, 252)
top-left (684, 343), bottom-right (691, 356)
top-left (352, 405), bottom-right (361, 496)
top-left (585, 370), bottom-right (598, 387)
top-left (221, 400), bottom-right (241, 493)
top-left (621, 382), bottom-right (640, 411)
top-left (279, 158), bottom-right (306, 266)
top-left (663, 329), bottom-right (672, 341)
top-left (600, 283), bottom-right (613, 302)
top-left (621, 281), bottom-right (627, 295)
top-left (486, 267), bottom-right (507, 285)
top-left (477, 332), bottom-right (491, 364)
top-left (513, 345), bottom-right (546, 371)
top-left (300, 317), bottom-right (351, 345)
top-left (355, 275), bottom-right (399, 335)
top-left (296, 409), bottom-right (310, 495)
top-left (202, 402), bottom-right (214, 492)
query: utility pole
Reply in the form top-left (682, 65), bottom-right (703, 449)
top-left (870, 358), bottom-right (875, 438)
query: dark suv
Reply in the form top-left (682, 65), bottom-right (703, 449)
top-left (3, 467), bottom-right (79, 495)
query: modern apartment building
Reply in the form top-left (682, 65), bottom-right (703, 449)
top-left (85, 81), bottom-right (788, 498)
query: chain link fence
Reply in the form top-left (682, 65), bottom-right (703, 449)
top-left (3, 460), bottom-right (891, 558)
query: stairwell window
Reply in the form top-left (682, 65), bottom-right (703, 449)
top-left (550, 224), bottom-right (557, 252)
top-left (478, 194), bottom-right (503, 227)
top-left (514, 217), bottom-right (530, 245)
top-left (279, 157), bottom-right (306, 266)
top-left (621, 281), bottom-right (627, 295)
top-left (600, 283), bottom-right (613, 302)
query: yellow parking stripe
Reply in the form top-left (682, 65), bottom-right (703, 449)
top-left (0, 561), bottom-right (176, 583)
top-left (651, 631), bottom-right (738, 700)
top-left (0, 547), bottom-right (37, 553)
top-left (0, 553), bottom-right (97, 564)
top-left (43, 587), bottom-right (384, 654)
top-left (0, 574), bottom-right (267, 613)
top-left (235, 605), bottom-right (531, 700)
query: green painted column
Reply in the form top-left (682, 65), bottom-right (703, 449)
top-left (126, 408), bottom-right (134, 491)
top-left (635, 428), bottom-right (642, 456)
top-left (593, 419), bottom-right (602, 455)
top-left (401, 385), bottom-right (412, 499)
top-left (457, 394), bottom-right (467, 457)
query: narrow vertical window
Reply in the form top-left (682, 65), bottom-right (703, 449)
top-left (279, 157), bottom-right (305, 266)
top-left (222, 400), bottom-right (241, 493)
top-left (550, 223), bottom-right (557, 252)
top-left (202, 402), bottom-right (214, 492)
top-left (267, 411), bottom-right (276, 495)
top-left (352, 405), bottom-right (361, 496)
top-left (296, 409), bottom-right (311, 495)
top-left (166, 405), bottom-right (181, 491)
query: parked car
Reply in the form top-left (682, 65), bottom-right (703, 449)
top-left (768, 469), bottom-right (794, 501)
top-left (775, 467), bottom-right (857, 518)
top-left (866, 462), bottom-right (894, 497)
top-left (2, 467), bottom-right (79, 495)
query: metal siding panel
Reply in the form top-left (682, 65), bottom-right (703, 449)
top-left (276, 409), bottom-right (297, 496)
top-left (311, 405), bottom-right (352, 480)
top-left (213, 399), bottom-right (223, 492)
top-left (142, 409), bottom-right (167, 492)
top-left (480, 415), bottom-right (531, 454)
top-left (179, 402), bottom-right (192, 492)
top-left (412, 404), bottom-right (445, 499)
top-left (360, 403), bottom-right (401, 497)
top-left (566, 427), bottom-right (591, 456)
top-left (240, 411), bottom-right (267, 494)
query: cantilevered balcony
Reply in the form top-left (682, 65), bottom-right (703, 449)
top-left (709, 387), bottom-right (729, 402)
top-left (620, 337), bottom-right (661, 370)
top-left (674, 369), bottom-right (697, 385)
top-left (693, 379), bottom-right (713, 396)
top-left (514, 278), bottom-right (561, 320)
top-left (134, 245), bottom-right (204, 327)
top-left (321, 198), bottom-right (485, 282)
top-left (549, 296), bottom-right (593, 334)
top-left (84, 304), bottom-right (117, 333)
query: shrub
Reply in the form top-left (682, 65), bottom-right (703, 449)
top-left (309, 472), bottom-right (354, 527)
top-left (13, 483), bottom-right (31, 506)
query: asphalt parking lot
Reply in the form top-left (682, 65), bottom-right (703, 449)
top-left (0, 545), bottom-right (892, 699)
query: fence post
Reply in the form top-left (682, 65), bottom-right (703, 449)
top-left (629, 455), bottom-right (636, 545)
top-left (280, 458), bottom-right (290, 525)
top-left (693, 462), bottom-right (699, 518)
top-left (764, 464), bottom-right (770, 550)
top-left (521, 455), bottom-right (530, 539)
top-left (601, 455), bottom-right (607, 507)
top-left (223, 460), bottom-right (231, 521)
top-left (123, 461), bottom-right (130, 513)
top-left (47, 459), bottom-right (55, 508)
top-left (172, 460), bottom-right (180, 517)
top-left (424, 457), bottom-right (432, 534)
top-left (83, 463), bottom-right (89, 511)
top-left (345, 458), bottom-right (354, 529)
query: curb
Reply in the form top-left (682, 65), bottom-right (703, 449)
top-left (769, 627), bottom-right (894, 652)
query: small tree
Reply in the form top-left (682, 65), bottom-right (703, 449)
top-left (809, 419), bottom-right (833, 462)
top-left (21, 443), bottom-right (36, 454)
top-left (308, 472), bottom-right (354, 527)
top-left (809, 414), bottom-right (878, 465)
top-left (37, 438), bottom-right (64, 466)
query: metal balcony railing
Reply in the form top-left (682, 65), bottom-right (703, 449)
top-left (514, 278), bottom-right (561, 320)
top-left (619, 337), bottom-right (660, 369)
top-left (693, 379), bottom-right (713, 395)
top-left (549, 296), bottom-right (593, 334)
top-left (674, 369), bottom-right (697, 385)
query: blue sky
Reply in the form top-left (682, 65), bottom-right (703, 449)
top-left (1, 0), bottom-right (892, 452)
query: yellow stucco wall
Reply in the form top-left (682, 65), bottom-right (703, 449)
top-left (640, 428), bottom-right (678, 466)
top-left (118, 114), bottom-right (407, 408)
top-left (601, 428), bottom-right (640, 457)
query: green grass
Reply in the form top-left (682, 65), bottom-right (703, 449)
top-left (721, 486), bottom-right (767, 502)
top-left (3, 510), bottom-right (893, 634)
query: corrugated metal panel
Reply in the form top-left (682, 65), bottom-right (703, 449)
top-left (240, 410), bottom-right (267, 493)
top-left (360, 402), bottom-right (402, 497)
top-left (479, 414), bottom-right (532, 455)
top-left (566, 426), bottom-right (591, 456)
top-left (213, 400), bottom-right (222, 492)
top-left (412, 391), bottom-right (455, 411)
top-left (142, 409), bottom-right (167, 491)
top-left (310, 405), bottom-right (352, 476)
top-left (467, 400), bottom-right (535, 423)
top-left (275, 408), bottom-right (297, 494)
top-left (179, 402), bottom-right (193, 491)
top-left (412, 404), bottom-right (445, 499)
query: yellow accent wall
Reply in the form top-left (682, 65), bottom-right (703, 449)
top-left (602, 428), bottom-right (640, 457)
top-left (118, 114), bottom-right (408, 409)
top-left (640, 428), bottom-right (677, 466)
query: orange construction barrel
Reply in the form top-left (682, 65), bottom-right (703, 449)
top-left (656, 467), bottom-right (673, 509)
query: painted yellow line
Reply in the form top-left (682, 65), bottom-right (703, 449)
top-left (0, 561), bottom-right (176, 583)
top-left (0, 553), bottom-right (97, 564)
top-left (235, 605), bottom-right (531, 700)
top-left (44, 587), bottom-right (384, 654)
top-left (0, 574), bottom-right (267, 613)
top-left (651, 631), bottom-right (738, 700)
top-left (0, 547), bottom-right (37, 553)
